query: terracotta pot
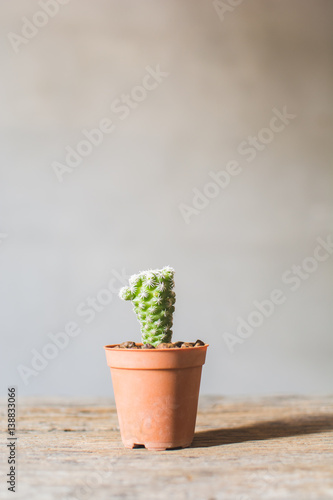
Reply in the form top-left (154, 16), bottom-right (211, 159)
top-left (104, 343), bottom-right (208, 450)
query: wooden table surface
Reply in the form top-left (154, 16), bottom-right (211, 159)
top-left (1, 396), bottom-right (332, 500)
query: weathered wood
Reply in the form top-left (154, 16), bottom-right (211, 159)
top-left (1, 396), bottom-right (332, 499)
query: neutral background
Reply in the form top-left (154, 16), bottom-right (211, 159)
top-left (1, 0), bottom-right (332, 397)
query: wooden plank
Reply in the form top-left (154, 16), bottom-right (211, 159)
top-left (1, 396), bottom-right (332, 499)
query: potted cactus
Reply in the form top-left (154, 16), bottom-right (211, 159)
top-left (104, 266), bottom-right (208, 450)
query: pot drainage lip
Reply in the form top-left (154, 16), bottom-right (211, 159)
top-left (130, 443), bottom-right (186, 451)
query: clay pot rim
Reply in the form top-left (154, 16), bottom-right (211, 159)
top-left (104, 343), bottom-right (209, 351)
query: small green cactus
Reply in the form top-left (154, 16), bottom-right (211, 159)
top-left (119, 266), bottom-right (176, 346)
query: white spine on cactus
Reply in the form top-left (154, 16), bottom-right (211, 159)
top-left (146, 277), bottom-right (156, 288)
top-left (119, 287), bottom-right (129, 300)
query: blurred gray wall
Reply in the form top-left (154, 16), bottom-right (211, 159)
top-left (1, 0), bottom-right (332, 397)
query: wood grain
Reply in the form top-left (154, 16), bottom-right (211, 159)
top-left (1, 396), bottom-right (332, 500)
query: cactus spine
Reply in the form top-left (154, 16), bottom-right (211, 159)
top-left (119, 266), bottom-right (176, 346)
